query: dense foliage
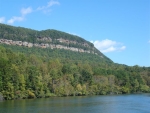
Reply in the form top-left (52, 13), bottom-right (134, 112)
top-left (0, 23), bottom-right (150, 100)
top-left (0, 23), bottom-right (101, 54)
top-left (0, 45), bottom-right (150, 100)
top-left (0, 23), bottom-right (87, 43)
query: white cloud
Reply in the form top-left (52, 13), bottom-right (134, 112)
top-left (91, 39), bottom-right (126, 53)
top-left (0, 17), bottom-right (5, 23)
top-left (7, 7), bottom-right (32, 24)
top-left (120, 46), bottom-right (126, 50)
top-left (37, 0), bottom-right (60, 13)
top-left (6, 0), bottom-right (59, 24)
top-left (67, 32), bottom-right (81, 37)
top-left (48, 0), bottom-right (60, 7)
top-left (21, 7), bottom-right (32, 16)
top-left (7, 16), bottom-right (24, 24)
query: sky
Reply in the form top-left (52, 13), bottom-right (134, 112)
top-left (0, 0), bottom-right (150, 67)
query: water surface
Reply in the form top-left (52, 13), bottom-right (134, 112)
top-left (0, 94), bottom-right (150, 113)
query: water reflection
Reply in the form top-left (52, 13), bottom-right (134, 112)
top-left (0, 94), bottom-right (150, 113)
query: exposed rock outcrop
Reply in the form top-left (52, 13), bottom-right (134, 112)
top-left (0, 38), bottom-right (97, 55)
top-left (37, 37), bottom-right (52, 42)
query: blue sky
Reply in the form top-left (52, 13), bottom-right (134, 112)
top-left (0, 0), bottom-right (150, 67)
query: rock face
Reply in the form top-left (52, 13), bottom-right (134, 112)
top-left (37, 37), bottom-right (52, 42)
top-left (0, 38), bottom-right (97, 54)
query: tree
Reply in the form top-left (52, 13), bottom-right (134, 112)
top-left (133, 79), bottom-right (139, 92)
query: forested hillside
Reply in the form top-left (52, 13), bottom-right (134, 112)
top-left (0, 23), bottom-right (150, 100)
top-left (0, 23), bottom-right (104, 56)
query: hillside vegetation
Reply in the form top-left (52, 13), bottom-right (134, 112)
top-left (0, 23), bottom-right (104, 56)
top-left (0, 23), bottom-right (150, 100)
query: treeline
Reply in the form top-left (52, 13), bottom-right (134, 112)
top-left (0, 45), bottom-right (150, 100)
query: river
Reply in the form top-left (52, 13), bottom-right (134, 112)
top-left (0, 94), bottom-right (150, 113)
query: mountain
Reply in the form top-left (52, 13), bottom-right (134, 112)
top-left (0, 23), bottom-right (150, 100)
top-left (0, 23), bottom-right (112, 63)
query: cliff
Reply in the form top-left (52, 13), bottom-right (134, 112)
top-left (0, 38), bottom-right (95, 54)
top-left (0, 23), bottom-right (106, 57)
